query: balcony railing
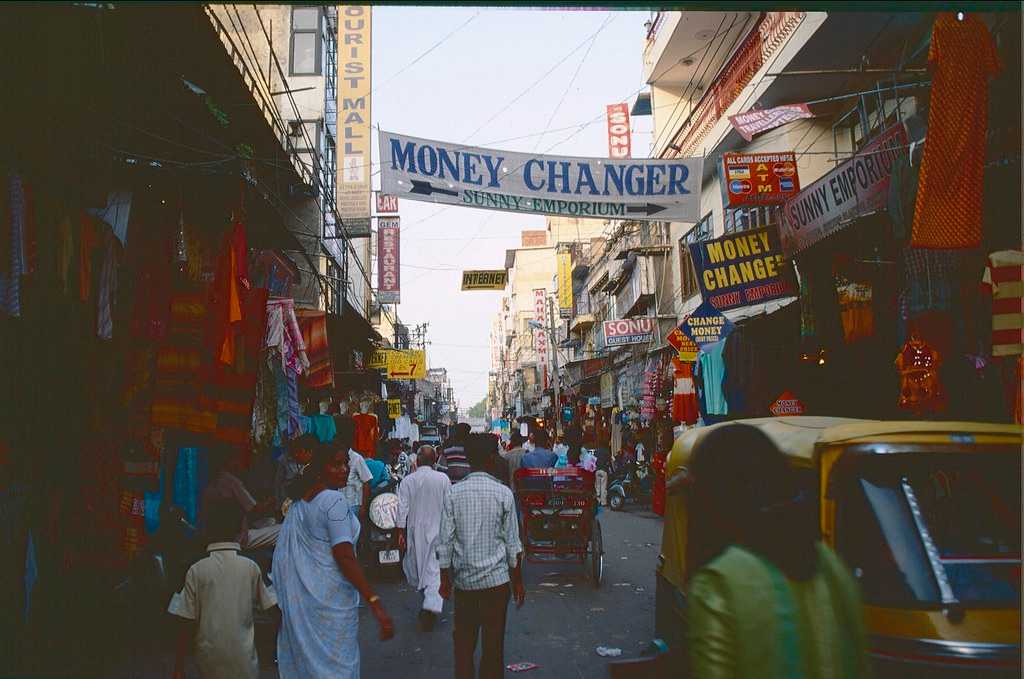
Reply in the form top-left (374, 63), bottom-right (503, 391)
top-left (665, 11), bottom-right (805, 157)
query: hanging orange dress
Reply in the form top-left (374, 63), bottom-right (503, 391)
top-left (911, 13), bottom-right (1000, 249)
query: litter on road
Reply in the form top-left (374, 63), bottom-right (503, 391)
top-left (507, 662), bottom-right (540, 672)
top-left (596, 647), bottom-right (623, 657)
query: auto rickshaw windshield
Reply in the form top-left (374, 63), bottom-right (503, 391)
top-left (833, 452), bottom-right (1021, 608)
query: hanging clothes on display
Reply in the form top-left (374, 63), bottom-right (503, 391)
top-left (980, 250), bottom-right (1023, 357)
top-left (672, 362), bottom-right (699, 426)
top-left (296, 309), bottom-right (333, 389)
top-left (911, 13), bottom-right (1000, 249)
top-left (298, 414), bottom-right (337, 443)
top-left (0, 173), bottom-right (28, 317)
top-left (696, 340), bottom-right (728, 417)
top-left (96, 228), bottom-right (121, 341)
top-left (151, 290), bottom-right (217, 435)
top-left (352, 410), bottom-right (379, 456)
top-left (895, 334), bottom-right (945, 416)
top-left (266, 298), bottom-right (308, 445)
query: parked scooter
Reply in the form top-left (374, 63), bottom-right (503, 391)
top-left (365, 473), bottom-right (404, 578)
top-left (608, 460), bottom-right (652, 511)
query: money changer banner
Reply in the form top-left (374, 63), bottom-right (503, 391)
top-left (379, 130), bottom-right (703, 222)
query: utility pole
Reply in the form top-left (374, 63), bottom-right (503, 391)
top-left (546, 294), bottom-right (561, 438)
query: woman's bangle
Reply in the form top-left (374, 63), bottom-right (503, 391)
top-left (367, 594), bottom-right (380, 605)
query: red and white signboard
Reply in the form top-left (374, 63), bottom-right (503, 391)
top-left (603, 317), bottom-right (655, 346)
top-left (728, 103), bottom-right (813, 142)
top-left (376, 193), bottom-right (399, 214)
top-left (769, 390), bottom-right (806, 416)
top-left (533, 288), bottom-right (548, 366)
top-left (606, 103), bottom-right (632, 159)
top-left (377, 218), bottom-right (400, 304)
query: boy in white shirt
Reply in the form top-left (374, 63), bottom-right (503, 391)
top-left (169, 501), bottom-right (277, 679)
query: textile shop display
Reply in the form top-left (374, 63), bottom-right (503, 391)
top-left (297, 309), bottom-right (333, 389)
top-left (911, 13), bottom-right (1000, 249)
top-left (895, 335), bottom-right (945, 416)
top-left (672, 362), bottom-right (699, 426)
top-left (981, 250), bottom-right (1023, 357)
top-left (352, 412), bottom-right (379, 457)
top-left (695, 340), bottom-right (728, 417)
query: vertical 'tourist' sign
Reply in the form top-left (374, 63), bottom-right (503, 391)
top-left (377, 218), bottom-right (400, 304)
top-left (606, 103), bottom-right (632, 159)
top-left (339, 6), bottom-right (372, 237)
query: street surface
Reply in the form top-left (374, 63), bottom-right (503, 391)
top-left (112, 506), bottom-right (661, 678)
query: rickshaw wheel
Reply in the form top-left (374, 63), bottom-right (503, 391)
top-left (588, 519), bottom-right (604, 587)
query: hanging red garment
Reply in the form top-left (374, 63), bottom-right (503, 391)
top-left (651, 451), bottom-right (667, 517)
top-left (352, 412), bottom-right (379, 456)
top-left (673, 362), bottom-right (699, 425)
top-left (297, 309), bottom-right (333, 388)
top-left (209, 219), bottom-right (248, 366)
top-left (911, 13), bottom-right (1000, 249)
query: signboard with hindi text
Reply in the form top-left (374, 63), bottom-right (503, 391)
top-left (461, 270), bottom-right (508, 291)
top-left (379, 130), bottom-right (703, 222)
top-left (688, 226), bottom-right (796, 311)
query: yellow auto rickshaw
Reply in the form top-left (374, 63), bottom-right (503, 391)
top-left (656, 417), bottom-right (1022, 677)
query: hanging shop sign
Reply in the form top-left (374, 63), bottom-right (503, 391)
top-left (770, 390), bottom-right (806, 416)
top-left (557, 252), bottom-right (573, 319)
top-left (377, 218), bottom-right (400, 304)
top-left (666, 319), bottom-right (699, 362)
top-left (688, 226), bottom-right (796, 311)
top-left (386, 349), bottom-right (427, 380)
top-left (603, 317), bottom-right (655, 346)
top-left (376, 193), bottom-right (399, 213)
top-left (728, 103), bottom-right (813, 142)
top-left (368, 349), bottom-right (389, 370)
top-left (606, 103), bottom-right (632, 159)
top-left (722, 152), bottom-right (800, 206)
top-left (461, 269), bottom-right (508, 290)
top-left (600, 372), bottom-right (614, 407)
top-left (379, 130), bottom-right (703, 222)
top-left (780, 123), bottom-right (907, 257)
top-left (338, 5), bottom-right (372, 238)
top-left (682, 300), bottom-right (735, 348)
top-left (533, 288), bottom-right (548, 366)
top-left (583, 357), bottom-right (608, 379)
top-left (387, 399), bottom-right (402, 419)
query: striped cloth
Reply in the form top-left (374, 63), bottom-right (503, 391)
top-left (673, 362), bottom-right (699, 426)
top-left (981, 250), bottom-right (1023, 357)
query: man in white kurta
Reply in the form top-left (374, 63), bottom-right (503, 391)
top-left (397, 445), bottom-right (451, 628)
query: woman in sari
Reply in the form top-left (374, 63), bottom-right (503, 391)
top-left (273, 442), bottom-right (394, 679)
top-left (686, 424), bottom-right (870, 679)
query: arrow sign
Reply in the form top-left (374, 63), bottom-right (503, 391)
top-left (626, 203), bottom-right (667, 216)
top-left (381, 130), bottom-right (703, 222)
top-left (409, 180), bottom-right (459, 197)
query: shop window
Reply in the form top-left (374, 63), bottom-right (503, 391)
top-left (723, 204), bottom-right (781, 234)
top-left (290, 6), bottom-right (322, 76)
top-left (678, 212), bottom-right (713, 301)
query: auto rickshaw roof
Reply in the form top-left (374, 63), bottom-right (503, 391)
top-left (816, 420), bottom-right (1024, 446)
top-left (667, 417), bottom-right (862, 475)
top-left (667, 418), bottom-right (1024, 477)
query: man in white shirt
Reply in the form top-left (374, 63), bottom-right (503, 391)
top-left (396, 445), bottom-right (451, 630)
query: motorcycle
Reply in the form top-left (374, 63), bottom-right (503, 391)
top-left (365, 472), bottom-right (405, 578)
top-left (608, 460), bottom-right (652, 511)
